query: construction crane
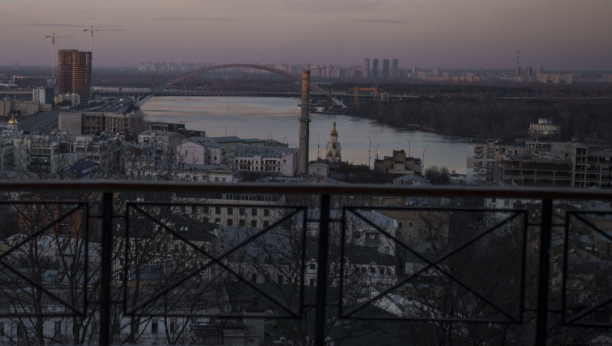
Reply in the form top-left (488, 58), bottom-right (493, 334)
top-left (84, 26), bottom-right (126, 52)
top-left (45, 33), bottom-right (75, 83)
top-left (350, 86), bottom-right (382, 103)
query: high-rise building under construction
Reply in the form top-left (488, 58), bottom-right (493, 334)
top-left (58, 50), bottom-right (92, 102)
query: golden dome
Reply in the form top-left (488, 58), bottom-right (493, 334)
top-left (8, 114), bottom-right (17, 124)
top-left (330, 121), bottom-right (338, 136)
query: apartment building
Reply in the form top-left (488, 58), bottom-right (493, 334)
top-left (176, 140), bottom-right (224, 165)
top-left (466, 139), bottom-right (524, 184)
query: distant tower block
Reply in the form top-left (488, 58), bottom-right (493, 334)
top-left (298, 70), bottom-right (310, 176)
top-left (325, 121), bottom-right (342, 163)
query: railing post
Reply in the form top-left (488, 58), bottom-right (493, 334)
top-left (99, 192), bottom-right (113, 346)
top-left (535, 198), bottom-right (553, 345)
top-left (314, 194), bottom-right (331, 346)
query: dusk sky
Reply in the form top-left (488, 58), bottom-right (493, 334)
top-left (2, 0), bottom-right (612, 70)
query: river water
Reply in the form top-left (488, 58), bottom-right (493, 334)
top-left (139, 97), bottom-right (468, 174)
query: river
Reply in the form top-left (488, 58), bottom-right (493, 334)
top-left (138, 97), bottom-right (468, 174)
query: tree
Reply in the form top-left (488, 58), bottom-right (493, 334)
top-left (425, 166), bottom-right (450, 185)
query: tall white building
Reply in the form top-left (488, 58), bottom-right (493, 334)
top-left (325, 121), bottom-right (342, 163)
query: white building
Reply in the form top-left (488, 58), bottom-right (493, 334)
top-left (32, 87), bottom-right (54, 105)
top-left (234, 146), bottom-right (298, 177)
top-left (529, 118), bottom-right (561, 136)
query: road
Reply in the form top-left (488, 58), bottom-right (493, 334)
top-left (18, 110), bottom-right (59, 132)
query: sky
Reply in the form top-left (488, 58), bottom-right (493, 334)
top-left (1, 0), bottom-right (612, 70)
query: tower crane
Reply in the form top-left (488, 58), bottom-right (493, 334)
top-left (45, 33), bottom-right (75, 83)
top-left (84, 26), bottom-right (126, 52)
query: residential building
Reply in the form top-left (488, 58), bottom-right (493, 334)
top-left (176, 140), bottom-right (224, 165)
top-left (138, 130), bottom-right (185, 154)
top-left (363, 59), bottom-right (370, 78)
top-left (525, 66), bottom-right (533, 78)
top-left (537, 66), bottom-right (544, 75)
top-left (57, 50), bottom-right (92, 102)
top-left (372, 59), bottom-right (379, 79)
top-left (537, 73), bottom-right (551, 83)
top-left (325, 121), bottom-right (342, 163)
top-left (208, 136), bottom-right (244, 162)
top-left (392, 59), bottom-right (399, 79)
top-left (551, 73), bottom-right (573, 84)
top-left (466, 139), bottom-right (524, 184)
top-left (374, 150), bottom-right (422, 174)
top-left (32, 88), bottom-right (54, 104)
top-left (58, 111), bottom-right (144, 136)
top-left (382, 59), bottom-right (390, 79)
top-left (55, 93), bottom-right (81, 107)
top-left (529, 119), bottom-right (561, 136)
top-left (234, 146), bottom-right (298, 177)
top-left (0, 140), bottom-right (14, 171)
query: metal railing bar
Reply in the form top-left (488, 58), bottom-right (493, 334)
top-left (573, 213), bottom-right (612, 243)
top-left (3, 181), bottom-right (612, 200)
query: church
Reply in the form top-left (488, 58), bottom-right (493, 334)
top-left (325, 121), bottom-right (342, 163)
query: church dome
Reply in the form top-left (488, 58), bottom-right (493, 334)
top-left (8, 114), bottom-right (17, 124)
top-left (330, 121), bottom-right (338, 136)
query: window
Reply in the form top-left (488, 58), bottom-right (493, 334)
top-left (251, 220), bottom-right (257, 227)
top-left (504, 200), bottom-right (510, 207)
top-left (264, 209), bottom-right (270, 217)
top-left (278, 275), bottom-right (284, 284)
top-left (227, 207), bottom-right (233, 215)
top-left (151, 319), bottom-right (158, 334)
top-left (309, 264), bottom-right (316, 270)
top-left (398, 222), bottom-right (403, 228)
top-left (17, 322), bottom-right (24, 338)
top-left (370, 267), bottom-right (376, 273)
top-left (385, 246), bottom-right (390, 254)
top-left (215, 218), bottom-right (221, 224)
top-left (408, 235), bottom-right (413, 244)
top-left (251, 273), bottom-right (257, 283)
top-left (215, 177), bottom-right (219, 182)
top-left (170, 319), bottom-right (178, 333)
top-left (239, 208), bottom-right (246, 216)
top-left (252, 208), bottom-right (258, 216)
top-left (263, 221), bottom-right (270, 227)
top-left (47, 214), bottom-right (54, 222)
top-left (227, 219), bottom-right (233, 226)
top-left (222, 178), bottom-right (226, 182)
top-left (310, 278), bottom-right (315, 286)
top-left (239, 220), bottom-right (245, 227)
top-left (408, 223), bottom-right (413, 229)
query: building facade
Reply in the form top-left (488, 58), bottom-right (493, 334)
top-left (58, 112), bottom-right (144, 136)
top-left (234, 146), bottom-right (298, 177)
top-left (57, 50), bottom-right (92, 102)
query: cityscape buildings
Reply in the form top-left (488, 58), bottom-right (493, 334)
top-left (372, 59), bottom-right (379, 79)
top-left (382, 59), bottom-right (390, 79)
top-left (363, 59), bottom-right (370, 78)
top-left (392, 59), bottom-right (399, 79)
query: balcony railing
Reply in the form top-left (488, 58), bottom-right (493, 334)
top-left (1, 181), bottom-right (612, 346)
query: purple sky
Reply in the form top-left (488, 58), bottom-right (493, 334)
top-left (2, 0), bottom-right (612, 70)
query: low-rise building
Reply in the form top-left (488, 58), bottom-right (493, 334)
top-left (58, 111), bottom-right (144, 136)
top-left (208, 136), bottom-right (244, 162)
top-left (234, 146), bottom-right (298, 177)
top-left (138, 130), bottom-right (184, 155)
top-left (0, 100), bottom-right (50, 116)
top-left (529, 119), bottom-right (561, 136)
top-left (466, 139), bottom-right (524, 184)
top-left (374, 150), bottom-right (422, 174)
top-left (176, 140), bottom-right (224, 165)
top-left (32, 88), bottom-right (54, 105)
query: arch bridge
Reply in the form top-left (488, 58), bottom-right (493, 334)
top-left (134, 64), bottom-right (335, 108)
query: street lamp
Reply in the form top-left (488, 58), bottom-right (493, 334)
top-left (315, 132), bottom-right (320, 159)
top-left (405, 139), bottom-right (411, 158)
top-left (268, 131), bottom-right (273, 140)
top-left (283, 135), bottom-right (288, 144)
top-left (422, 147), bottom-right (428, 175)
top-left (222, 125), bottom-right (227, 137)
top-left (367, 136), bottom-right (371, 168)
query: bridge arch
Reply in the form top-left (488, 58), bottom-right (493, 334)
top-left (135, 64), bottom-right (328, 107)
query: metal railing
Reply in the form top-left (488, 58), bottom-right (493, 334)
top-left (1, 181), bottom-right (612, 346)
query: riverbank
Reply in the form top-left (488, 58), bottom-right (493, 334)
top-left (344, 98), bottom-right (612, 141)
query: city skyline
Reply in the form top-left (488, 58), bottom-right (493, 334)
top-left (1, 0), bottom-right (612, 70)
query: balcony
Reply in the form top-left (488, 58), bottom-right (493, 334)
top-left (0, 181), bottom-right (611, 346)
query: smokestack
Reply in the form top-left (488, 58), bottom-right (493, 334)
top-left (298, 70), bottom-right (310, 176)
